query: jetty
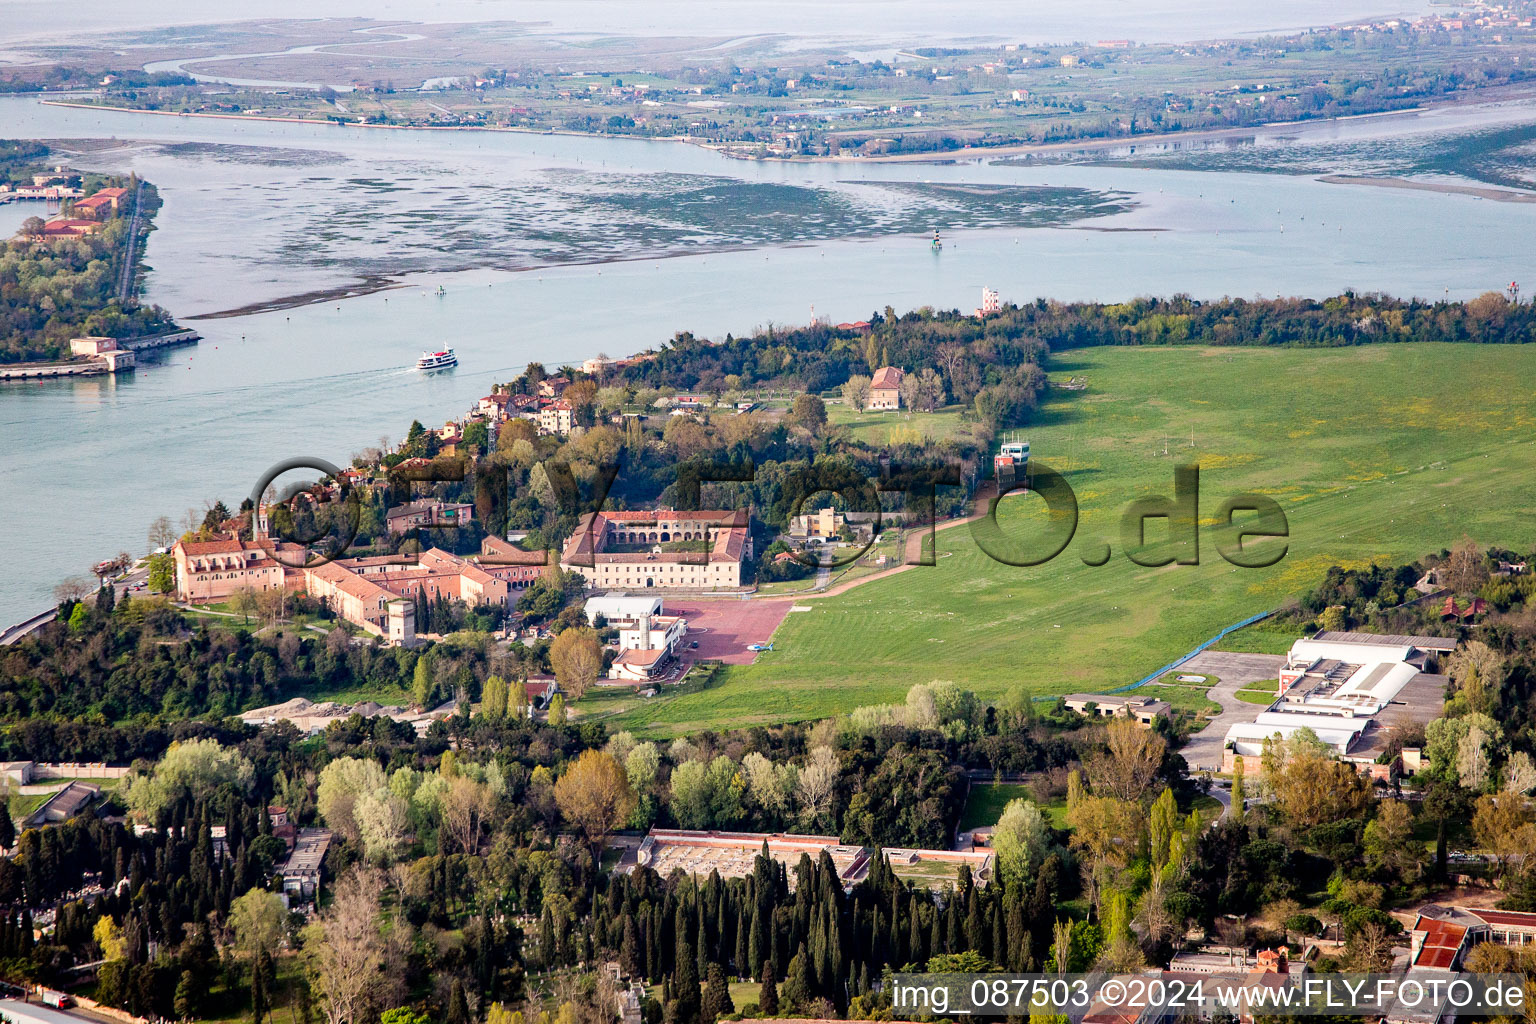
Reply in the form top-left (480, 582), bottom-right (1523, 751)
top-left (0, 330), bottom-right (200, 381)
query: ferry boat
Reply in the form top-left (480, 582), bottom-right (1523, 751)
top-left (415, 349), bottom-right (458, 370)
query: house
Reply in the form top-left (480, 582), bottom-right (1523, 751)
top-left (537, 399), bottom-right (573, 436)
top-left (385, 498), bottom-right (474, 535)
top-left (478, 393), bottom-right (512, 420)
top-left (835, 321), bottom-right (872, 334)
top-left (1062, 693), bottom-right (1171, 725)
top-left (868, 367), bottom-right (903, 410)
top-left (538, 376), bottom-right (571, 398)
top-left (789, 507), bottom-right (844, 541)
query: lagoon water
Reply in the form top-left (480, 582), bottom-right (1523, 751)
top-left (3, 94), bottom-right (1536, 624)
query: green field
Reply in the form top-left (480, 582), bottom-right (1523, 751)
top-left (606, 344), bottom-right (1536, 736)
top-left (827, 402), bottom-right (973, 446)
top-left (958, 782), bottom-right (1033, 831)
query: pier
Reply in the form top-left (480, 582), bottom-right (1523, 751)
top-left (0, 329), bottom-right (200, 381)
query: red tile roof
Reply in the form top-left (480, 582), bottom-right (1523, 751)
top-left (871, 366), bottom-right (903, 390)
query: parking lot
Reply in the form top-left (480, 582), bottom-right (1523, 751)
top-left (667, 599), bottom-right (792, 665)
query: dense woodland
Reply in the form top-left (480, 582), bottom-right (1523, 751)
top-left (6, 540), bottom-right (1536, 1023)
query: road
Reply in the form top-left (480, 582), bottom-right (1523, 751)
top-left (1175, 650), bottom-right (1287, 773)
top-left (114, 181), bottom-right (145, 304)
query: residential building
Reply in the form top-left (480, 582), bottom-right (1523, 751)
top-left (385, 498), bottom-right (474, 535)
top-left (334, 548), bottom-right (511, 609)
top-left (868, 366), bottom-right (903, 410)
top-left (561, 509), bottom-right (752, 590)
top-left (790, 507), bottom-right (844, 541)
top-left (477, 536), bottom-right (553, 589)
top-left (71, 186), bottom-right (128, 216)
top-left (537, 399), bottom-right (573, 436)
top-left (40, 218), bottom-right (103, 237)
top-left (538, 376), bottom-right (571, 398)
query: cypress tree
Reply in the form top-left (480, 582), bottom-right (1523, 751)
top-left (621, 916), bottom-right (642, 978)
top-left (445, 978), bottom-right (470, 1024)
top-left (733, 906), bottom-right (749, 978)
top-left (700, 963), bottom-right (734, 1023)
top-left (673, 939), bottom-right (701, 1024)
top-left (758, 961), bottom-right (779, 1016)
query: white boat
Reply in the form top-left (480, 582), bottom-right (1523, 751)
top-left (415, 349), bottom-right (458, 370)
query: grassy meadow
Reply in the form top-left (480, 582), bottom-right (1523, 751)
top-left (607, 343), bottom-right (1536, 737)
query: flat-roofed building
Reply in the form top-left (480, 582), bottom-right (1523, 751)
top-left (1062, 693), bottom-right (1171, 725)
top-left (280, 828), bottom-right (333, 899)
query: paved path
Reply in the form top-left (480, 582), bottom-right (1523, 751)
top-left (1176, 650), bottom-right (1286, 773)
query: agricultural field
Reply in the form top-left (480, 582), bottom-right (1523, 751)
top-left (608, 343), bottom-right (1536, 736)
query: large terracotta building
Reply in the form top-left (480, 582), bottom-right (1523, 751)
top-left (560, 509), bottom-right (752, 590)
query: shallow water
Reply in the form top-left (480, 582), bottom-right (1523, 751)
top-left (3, 95), bottom-right (1536, 624)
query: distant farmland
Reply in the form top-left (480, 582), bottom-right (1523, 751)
top-left (610, 343), bottom-right (1536, 737)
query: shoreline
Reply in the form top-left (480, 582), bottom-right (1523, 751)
top-left (1316, 174), bottom-right (1536, 202)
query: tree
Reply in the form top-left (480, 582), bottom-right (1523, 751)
top-left (251, 948), bottom-right (275, 1024)
top-left (232, 888), bottom-right (289, 958)
top-left (1316, 605), bottom-right (1348, 632)
top-left (481, 674), bottom-right (508, 722)
top-left (1087, 718), bottom-right (1167, 803)
top-left (148, 515), bottom-right (177, 550)
top-left (306, 867), bottom-right (391, 1024)
top-left (146, 552), bottom-right (175, 594)
top-left (123, 738), bottom-right (254, 819)
top-left (53, 575), bottom-right (93, 605)
top-left (174, 970), bottom-right (198, 1021)
top-left (1444, 536), bottom-right (1489, 595)
top-left (411, 655), bottom-right (434, 710)
top-left (787, 393), bottom-right (827, 432)
top-left (440, 775), bottom-right (491, 855)
top-left (993, 798), bottom-right (1051, 885)
top-left (554, 750), bottom-right (636, 848)
top-left (1230, 756), bottom-right (1246, 824)
top-left (19, 215), bottom-right (45, 239)
top-left (701, 963), bottom-right (734, 1023)
top-left (1261, 729), bottom-right (1372, 828)
top-left (758, 961), bottom-right (779, 1015)
top-left (445, 979), bottom-right (470, 1024)
top-left (317, 757), bottom-right (389, 842)
top-left (1473, 791), bottom-right (1536, 874)
top-left (1363, 799), bottom-right (1419, 880)
top-left (840, 375), bottom-right (872, 412)
top-left (796, 746), bottom-right (839, 828)
top-left (547, 693), bottom-right (567, 725)
top-left (549, 627), bottom-right (602, 700)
